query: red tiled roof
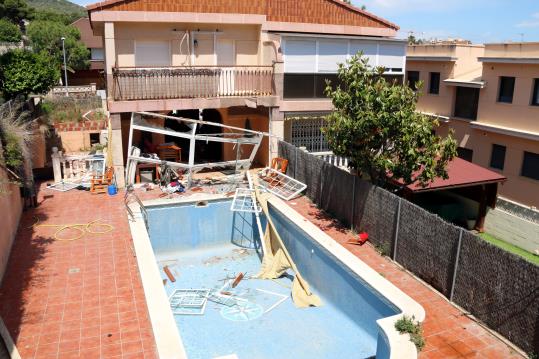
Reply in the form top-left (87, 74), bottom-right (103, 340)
top-left (86, 0), bottom-right (399, 30)
top-left (398, 157), bottom-right (507, 192)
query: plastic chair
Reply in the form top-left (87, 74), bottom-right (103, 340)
top-left (90, 167), bottom-right (114, 194)
top-left (271, 157), bottom-right (288, 173)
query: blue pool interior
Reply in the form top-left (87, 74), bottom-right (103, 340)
top-left (146, 199), bottom-right (400, 359)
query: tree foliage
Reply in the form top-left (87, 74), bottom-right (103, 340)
top-left (31, 9), bottom-right (80, 25)
top-left (0, 49), bottom-right (59, 99)
top-left (408, 34), bottom-right (424, 45)
top-left (27, 20), bottom-right (89, 70)
top-left (324, 54), bottom-right (457, 187)
top-left (0, 18), bottom-right (20, 42)
top-left (0, 0), bottom-right (32, 23)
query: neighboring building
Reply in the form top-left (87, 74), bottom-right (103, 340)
top-left (70, 17), bottom-right (106, 89)
top-left (407, 42), bottom-right (539, 208)
top-left (86, 0), bottom-right (405, 186)
top-left (72, 17), bottom-right (104, 70)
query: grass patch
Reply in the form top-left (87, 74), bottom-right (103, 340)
top-left (479, 232), bottom-right (539, 266)
top-left (395, 315), bottom-right (425, 351)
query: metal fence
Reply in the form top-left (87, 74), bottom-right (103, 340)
top-left (279, 140), bottom-right (539, 355)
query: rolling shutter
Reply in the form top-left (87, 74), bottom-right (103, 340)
top-left (135, 40), bottom-right (171, 67)
top-left (284, 40), bottom-right (317, 73)
top-left (318, 40), bottom-right (348, 72)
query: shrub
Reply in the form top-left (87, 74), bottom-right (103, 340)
top-left (40, 96), bottom-right (103, 124)
top-left (395, 315), bottom-right (425, 351)
top-left (0, 19), bottom-right (21, 43)
top-left (0, 49), bottom-right (59, 99)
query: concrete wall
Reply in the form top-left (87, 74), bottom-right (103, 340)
top-left (114, 23), bottom-right (264, 67)
top-left (485, 208), bottom-right (539, 253)
top-left (477, 63), bottom-right (539, 133)
top-left (0, 167), bottom-right (23, 284)
top-left (406, 60), bottom-right (455, 116)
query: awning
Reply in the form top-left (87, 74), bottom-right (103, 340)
top-left (444, 68), bottom-right (486, 88)
top-left (478, 57), bottom-right (539, 65)
top-left (443, 76), bottom-right (486, 88)
top-left (396, 157), bottom-right (506, 193)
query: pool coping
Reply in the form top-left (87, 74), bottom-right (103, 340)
top-left (267, 196), bottom-right (425, 359)
top-left (128, 193), bottom-right (425, 359)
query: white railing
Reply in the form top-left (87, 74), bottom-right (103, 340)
top-left (51, 147), bottom-right (105, 184)
top-left (51, 84), bottom-right (97, 96)
top-left (311, 151), bottom-right (350, 169)
top-left (113, 66), bottom-right (274, 101)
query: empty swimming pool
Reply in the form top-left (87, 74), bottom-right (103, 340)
top-left (131, 195), bottom-right (424, 359)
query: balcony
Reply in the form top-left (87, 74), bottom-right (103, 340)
top-left (112, 66), bottom-right (274, 101)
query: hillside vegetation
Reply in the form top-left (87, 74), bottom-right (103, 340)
top-left (28, 0), bottom-right (85, 17)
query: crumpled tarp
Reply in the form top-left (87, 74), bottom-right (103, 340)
top-left (254, 185), bottom-right (321, 308)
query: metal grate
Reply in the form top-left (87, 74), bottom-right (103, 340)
top-left (169, 289), bottom-right (210, 315)
top-left (257, 168), bottom-right (307, 201)
top-left (230, 188), bottom-right (261, 213)
top-left (290, 116), bottom-right (329, 152)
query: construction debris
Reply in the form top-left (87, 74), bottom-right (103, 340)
top-left (231, 272), bottom-right (244, 288)
top-left (256, 168), bottom-right (307, 200)
top-left (163, 266), bottom-right (176, 282)
top-left (169, 289), bottom-right (210, 315)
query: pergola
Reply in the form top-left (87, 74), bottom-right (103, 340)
top-left (396, 157), bottom-right (507, 232)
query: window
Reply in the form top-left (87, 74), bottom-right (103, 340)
top-left (407, 71), bottom-right (420, 91)
top-left (521, 151), bottom-right (539, 180)
top-left (457, 147), bottom-right (473, 162)
top-left (89, 133), bottom-right (101, 146)
top-left (429, 72), bottom-right (440, 94)
top-left (490, 144), bottom-right (506, 170)
top-left (90, 48), bottom-right (104, 61)
top-left (498, 76), bottom-right (515, 103)
top-left (454, 86), bottom-right (479, 120)
top-left (532, 79), bottom-right (539, 106)
top-left (135, 40), bottom-right (171, 67)
top-left (283, 74), bottom-right (341, 99)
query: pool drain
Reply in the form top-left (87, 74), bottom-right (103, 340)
top-left (220, 302), bottom-right (263, 321)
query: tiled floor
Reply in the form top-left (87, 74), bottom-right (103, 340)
top-left (288, 197), bottom-right (524, 359)
top-left (0, 184), bottom-right (157, 359)
top-left (0, 182), bottom-right (525, 359)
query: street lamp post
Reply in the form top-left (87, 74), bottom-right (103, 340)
top-left (61, 37), bottom-right (69, 96)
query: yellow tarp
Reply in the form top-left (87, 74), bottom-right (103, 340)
top-left (254, 186), bottom-right (321, 308)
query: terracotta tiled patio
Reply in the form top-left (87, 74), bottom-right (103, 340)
top-left (0, 184), bottom-right (525, 358)
top-left (289, 197), bottom-right (524, 359)
top-left (0, 184), bottom-right (157, 359)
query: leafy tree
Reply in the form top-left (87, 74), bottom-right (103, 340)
top-left (323, 54), bottom-right (457, 187)
top-left (0, 18), bottom-right (20, 42)
top-left (0, 0), bottom-right (32, 23)
top-left (0, 49), bottom-right (59, 99)
top-left (26, 20), bottom-right (89, 70)
top-left (408, 34), bottom-right (424, 45)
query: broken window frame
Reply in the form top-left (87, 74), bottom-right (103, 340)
top-left (126, 111), bottom-right (267, 186)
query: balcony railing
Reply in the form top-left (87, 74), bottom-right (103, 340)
top-left (112, 66), bottom-right (274, 101)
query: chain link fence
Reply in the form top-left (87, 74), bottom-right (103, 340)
top-left (278, 141), bottom-right (539, 355)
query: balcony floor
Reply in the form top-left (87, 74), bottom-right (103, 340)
top-left (0, 183), bottom-right (525, 359)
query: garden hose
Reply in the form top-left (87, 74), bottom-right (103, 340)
top-left (30, 216), bottom-right (114, 241)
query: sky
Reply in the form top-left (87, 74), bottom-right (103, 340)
top-left (73, 0), bottom-right (539, 44)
